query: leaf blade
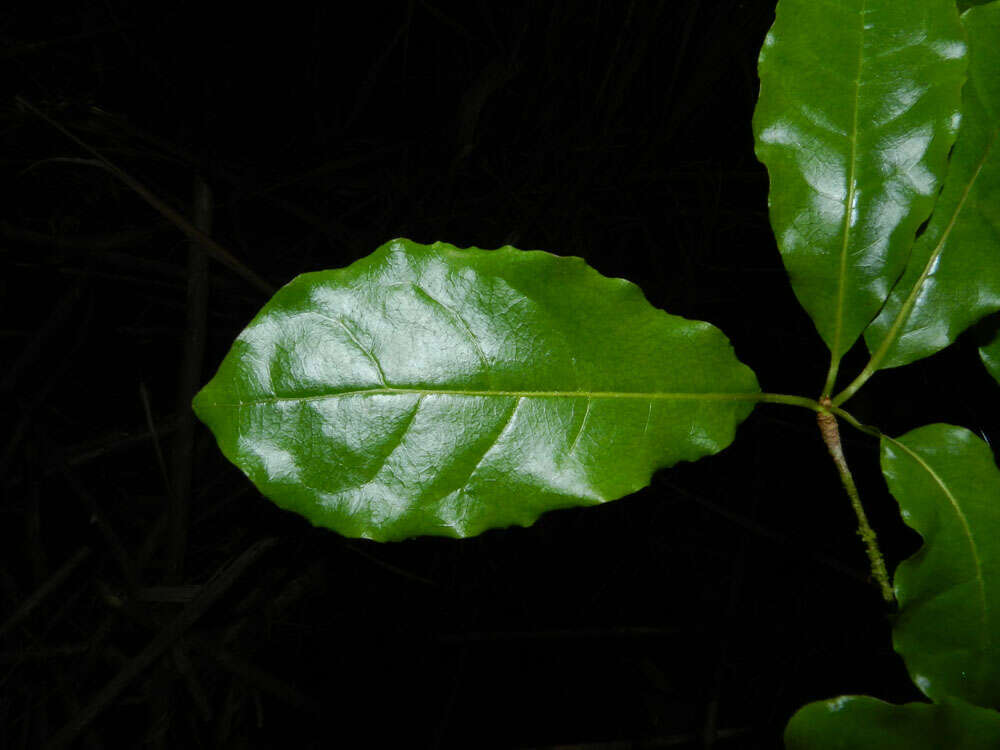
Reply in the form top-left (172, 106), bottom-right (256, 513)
top-left (785, 695), bottom-right (1000, 750)
top-left (194, 239), bottom-right (760, 541)
top-left (981, 320), bottom-right (1000, 385)
top-left (880, 424), bottom-right (1000, 708)
top-left (753, 0), bottom-right (967, 360)
top-left (864, 4), bottom-right (1000, 369)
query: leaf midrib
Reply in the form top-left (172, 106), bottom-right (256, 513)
top-left (204, 387), bottom-right (762, 407)
top-left (888, 436), bottom-right (990, 658)
top-left (876, 124), bottom-right (999, 364)
top-left (831, 0), bottom-right (868, 360)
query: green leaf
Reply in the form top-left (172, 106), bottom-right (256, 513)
top-left (864, 4), bottom-right (1000, 369)
top-left (785, 695), bottom-right (1000, 749)
top-left (193, 239), bottom-right (760, 542)
top-left (880, 424), bottom-right (1000, 708)
top-left (980, 324), bottom-right (1000, 385)
top-left (753, 0), bottom-right (966, 361)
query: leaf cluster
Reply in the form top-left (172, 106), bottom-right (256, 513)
top-left (193, 0), bottom-right (1000, 745)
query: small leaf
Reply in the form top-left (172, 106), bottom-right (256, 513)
top-left (785, 695), bottom-right (1000, 749)
top-left (881, 424), bottom-right (1000, 708)
top-left (754, 0), bottom-right (966, 360)
top-left (864, 4), bottom-right (1000, 369)
top-left (194, 239), bottom-right (759, 542)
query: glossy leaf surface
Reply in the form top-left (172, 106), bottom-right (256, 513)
top-left (865, 4), bottom-right (1000, 369)
top-left (753, 0), bottom-right (966, 360)
top-left (194, 239), bottom-right (760, 541)
top-left (981, 324), bottom-right (1000, 385)
top-left (785, 695), bottom-right (1000, 749)
top-left (881, 424), bottom-right (1000, 708)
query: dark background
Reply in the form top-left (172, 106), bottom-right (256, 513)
top-left (3, 2), bottom-right (998, 748)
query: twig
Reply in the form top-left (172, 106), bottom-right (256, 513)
top-left (15, 97), bottom-right (275, 296)
top-left (105, 562), bottom-right (326, 718)
top-left (165, 176), bottom-right (211, 583)
top-left (0, 547), bottom-right (91, 638)
top-left (43, 538), bottom-right (279, 749)
top-left (657, 477), bottom-right (868, 584)
top-left (0, 220), bottom-right (159, 251)
top-left (64, 415), bottom-right (180, 470)
top-left (199, 646), bottom-right (326, 718)
top-left (817, 399), bottom-right (894, 603)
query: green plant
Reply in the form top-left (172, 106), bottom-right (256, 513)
top-left (192, 0), bottom-right (1000, 745)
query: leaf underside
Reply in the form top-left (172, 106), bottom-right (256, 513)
top-left (865, 3), bottom-right (1000, 369)
top-left (753, 0), bottom-right (966, 360)
top-left (881, 424), bottom-right (1000, 709)
top-left (194, 239), bottom-right (759, 541)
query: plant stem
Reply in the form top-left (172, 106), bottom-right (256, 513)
top-left (816, 398), bottom-right (894, 603)
top-left (830, 361), bottom-right (876, 407)
top-left (828, 405), bottom-right (883, 440)
top-left (754, 393), bottom-right (823, 411)
top-left (821, 354), bottom-right (841, 399)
